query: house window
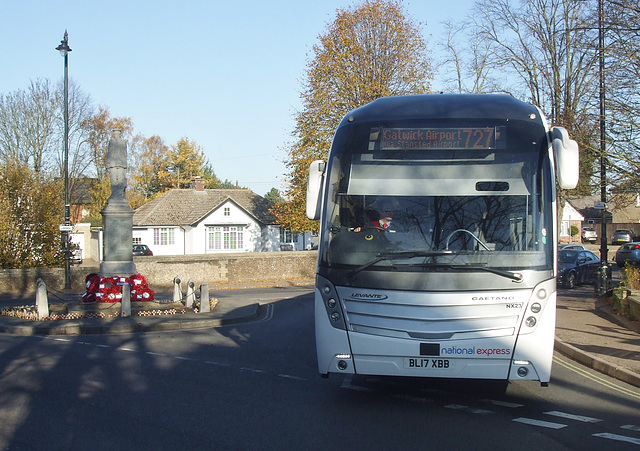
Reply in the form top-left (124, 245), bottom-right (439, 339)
top-left (154, 228), bottom-right (174, 246)
top-left (280, 228), bottom-right (293, 243)
top-left (208, 226), bottom-right (244, 250)
top-left (133, 237), bottom-right (142, 245)
top-left (224, 207), bottom-right (230, 216)
top-left (560, 221), bottom-right (570, 237)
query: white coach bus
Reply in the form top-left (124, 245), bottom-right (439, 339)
top-left (306, 94), bottom-right (579, 386)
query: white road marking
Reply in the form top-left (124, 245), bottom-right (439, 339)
top-left (277, 374), bottom-right (307, 381)
top-left (485, 399), bottom-right (524, 408)
top-left (543, 411), bottom-right (602, 423)
top-left (592, 432), bottom-right (640, 445)
top-left (205, 360), bottom-right (231, 367)
top-left (553, 355), bottom-right (640, 400)
top-left (240, 367), bottom-right (266, 373)
top-left (445, 404), bottom-right (494, 415)
top-left (513, 418), bottom-right (567, 429)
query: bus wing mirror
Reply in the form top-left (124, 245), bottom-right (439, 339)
top-left (551, 126), bottom-right (579, 190)
top-left (306, 160), bottom-right (326, 220)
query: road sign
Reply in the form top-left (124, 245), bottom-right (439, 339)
top-left (594, 201), bottom-right (606, 210)
top-left (59, 225), bottom-right (73, 232)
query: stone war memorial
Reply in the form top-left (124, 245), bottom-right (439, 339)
top-left (82, 129), bottom-right (154, 304)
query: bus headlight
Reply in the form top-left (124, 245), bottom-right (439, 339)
top-left (525, 316), bottom-right (537, 327)
top-left (317, 275), bottom-right (347, 330)
top-left (530, 302), bottom-right (542, 313)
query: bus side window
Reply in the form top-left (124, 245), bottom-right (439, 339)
top-left (339, 195), bottom-right (363, 229)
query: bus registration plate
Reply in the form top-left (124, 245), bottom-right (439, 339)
top-left (404, 358), bottom-right (452, 369)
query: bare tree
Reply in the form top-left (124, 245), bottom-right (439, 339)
top-left (439, 19), bottom-right (498, 94)
top-left (471, 0), bottom-right (599, 123)
top-left (442, 0), bottom-right (600, 195)
top-left (0, 78), bottom-right (96, 184)
top-left (53, 79), bottom-right (95, 189)
top-left (440, 0), bottom-right (640, 208)
top-left (0, 79), bottom-right (59, 174)
top-left (603, 0), bottom-right (640, 202)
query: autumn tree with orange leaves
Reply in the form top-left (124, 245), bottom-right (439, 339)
top-left (273, 0), bottom-right (433, 232)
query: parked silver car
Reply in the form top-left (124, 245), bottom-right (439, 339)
top-left (581, 226), bottom-right (597, 243)
top-left (611, 229), bottom-right (633, 245)
top-left (558, 244), bottom-right (587, 251)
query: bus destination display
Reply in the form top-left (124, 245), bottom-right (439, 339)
top-left (381, 127), bottom-right (496, 150)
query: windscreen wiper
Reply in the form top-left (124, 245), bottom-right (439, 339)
top-left (349, 251), bottom-right (523, 282)
top-left (348, 250), bottom-right (453, 277)
top-left (442, 264), bottom-right (523, 282)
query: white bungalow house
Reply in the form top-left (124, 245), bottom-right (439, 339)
top-left (559, 200), bottom-right (584, 243)
top-left (132, 178), bottom-right (282, 255)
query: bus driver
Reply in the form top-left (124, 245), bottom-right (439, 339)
top-left (353, 199), bottom-right (396, 232)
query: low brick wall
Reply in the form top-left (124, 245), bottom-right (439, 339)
top-left (0, 268), bottom-right (91, 294)
top-left (0, 251), bottom-right (318, 294)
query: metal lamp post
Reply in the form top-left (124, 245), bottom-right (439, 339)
top-left (595, 0), bottom-right (612, 296)
top-left (598, 0), bottom-right (608, 266)
top-left (56, 31), bottom-right (72, 290)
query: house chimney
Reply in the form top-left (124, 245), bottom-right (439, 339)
top-left (192, 176), bottom-right (205, 192)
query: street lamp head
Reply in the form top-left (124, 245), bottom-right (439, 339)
top-left (55, 30), bottom-right (72, 57)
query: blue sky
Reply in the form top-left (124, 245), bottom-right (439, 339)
top-left (1, 0), bottom-right (475, 196)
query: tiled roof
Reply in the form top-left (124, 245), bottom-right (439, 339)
top-left (133, 189), bottom-right (277, 226)
top-left (566, 195), bottom-right (600, 210)
top-left (567, 195), bottom-right (640, 223)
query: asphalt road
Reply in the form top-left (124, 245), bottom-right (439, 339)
top-left (0, 286), bottom-right (639, 450)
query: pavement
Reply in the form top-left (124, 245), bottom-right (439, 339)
top-left (555, 284), bottom-right (640, 388)
top-left (0, 279), bottom-right (639, 389)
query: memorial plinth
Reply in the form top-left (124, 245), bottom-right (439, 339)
top-left (99, 129), bottom-right (137, 278)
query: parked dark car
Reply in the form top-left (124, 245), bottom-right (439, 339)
top-left (133, 244), bottom-right (153, 256)
top-left (557, 249), bottom-right (601, 289)
top-left (615, 242), bottom-right (640, 268)
top-left (611, 229), bottom-right (634, 245)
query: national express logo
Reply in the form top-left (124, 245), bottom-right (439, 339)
top-left (440, 346), bottom-right (511, 357)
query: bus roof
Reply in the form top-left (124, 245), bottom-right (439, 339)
top-left (340, 94), bottom-right (542, 127)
